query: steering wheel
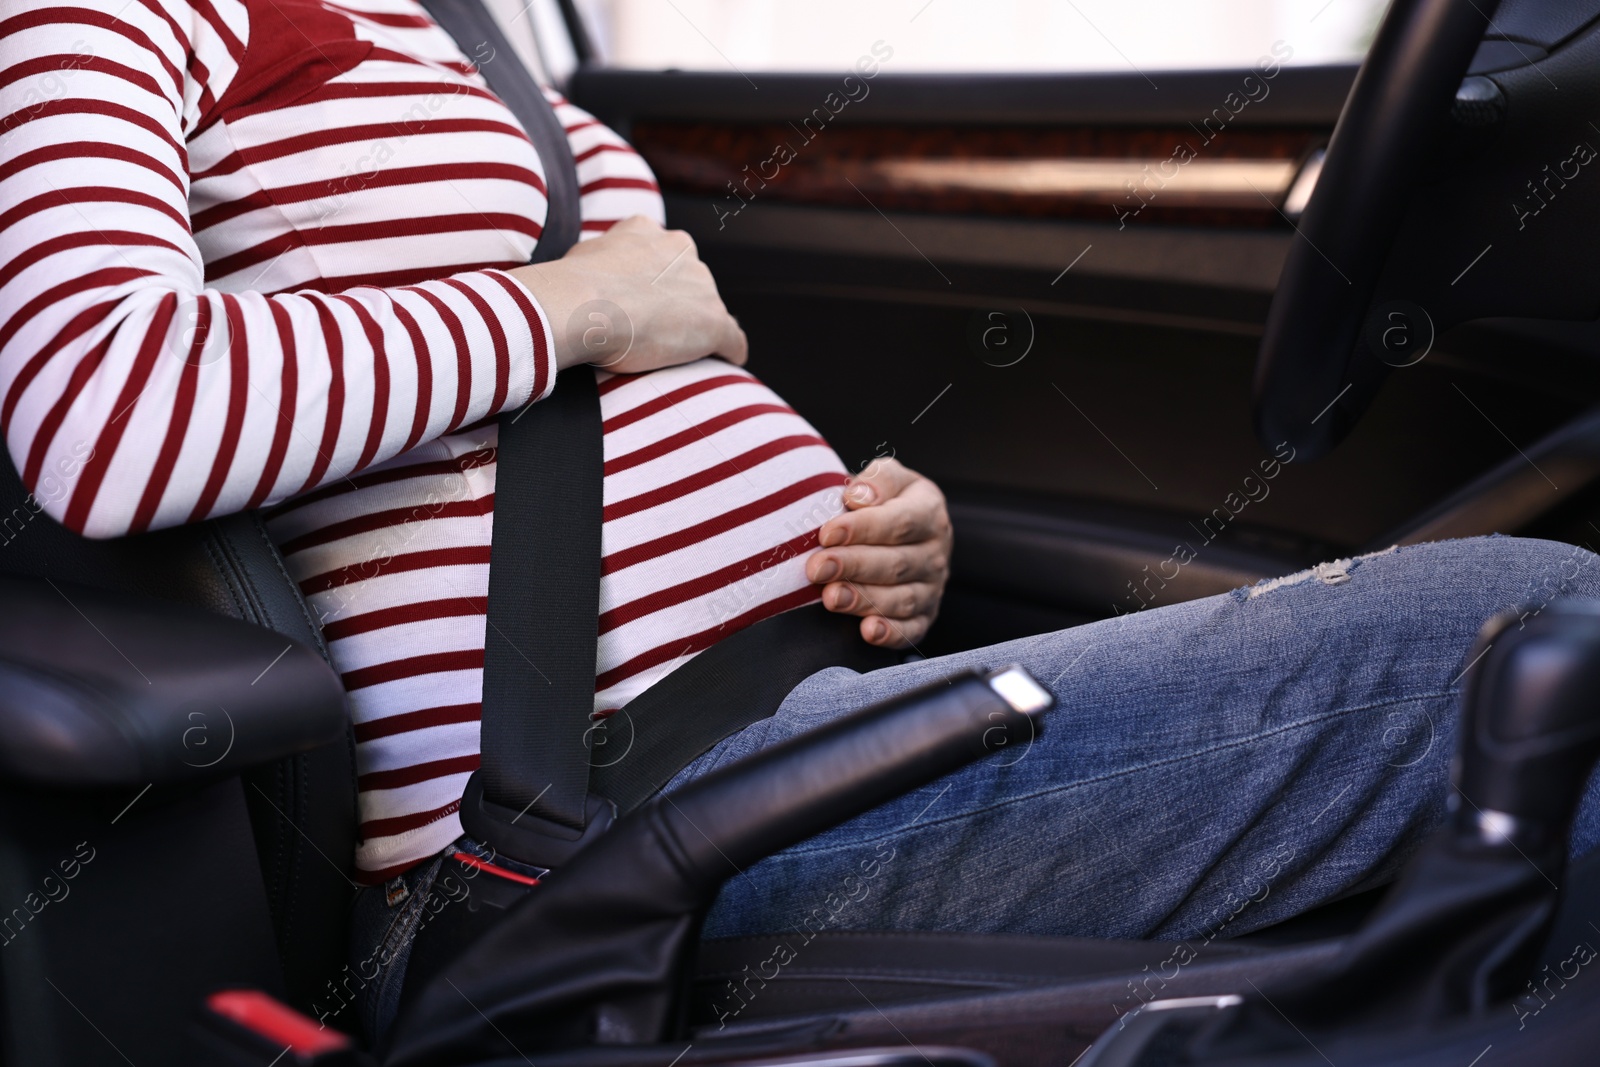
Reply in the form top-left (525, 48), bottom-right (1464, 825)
top-left (1253, 0), bottom-right (1497, 460)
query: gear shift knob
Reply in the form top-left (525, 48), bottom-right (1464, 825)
top-left (1077, 599), bottom-right (1600, 1064)
top-left (1453, 600), bottom-right (1600, 849)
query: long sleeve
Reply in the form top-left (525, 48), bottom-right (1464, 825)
top-left (0, 0), bottom-right (556, 539)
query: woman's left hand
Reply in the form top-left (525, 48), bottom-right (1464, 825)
top-left (806, 457), bottom-right (952, 649)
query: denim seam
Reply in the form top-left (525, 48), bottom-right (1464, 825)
top-left (372, 854), bottom-right (446, 995)
top-left (775, 687), bottom-right (1456, 857)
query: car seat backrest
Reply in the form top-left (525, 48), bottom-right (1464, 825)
top-left (0, 456), bottom-right (359, 1022)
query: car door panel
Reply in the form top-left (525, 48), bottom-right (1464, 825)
top-left (569, 65), bottom-right (1599, 652)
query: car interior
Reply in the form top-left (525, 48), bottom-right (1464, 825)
top-left (7, 0), bottom-right (1600, 1064)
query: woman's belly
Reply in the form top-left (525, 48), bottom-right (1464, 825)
top-left (264, 359), bottom-right (847, 877)
top-left (592, 361), bottom-right (849, 706)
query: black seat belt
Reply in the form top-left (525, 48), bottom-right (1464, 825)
top-left (420, 0), bottom-right (900, 872)
top-left (420, 0), bottom-right (581, 261)
top-left (421, 0), bottom-right (611, 863)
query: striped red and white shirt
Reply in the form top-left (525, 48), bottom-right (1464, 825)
top-left (0, 0), bottom-right (849, 879)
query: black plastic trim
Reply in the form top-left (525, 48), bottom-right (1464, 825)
top-left (0, 575), bottom-right (347, 789)
top-left (570, 66), bottom-right (1359, 134)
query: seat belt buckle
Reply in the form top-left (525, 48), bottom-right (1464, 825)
top-left (458, 771), bottom-right (616, 870)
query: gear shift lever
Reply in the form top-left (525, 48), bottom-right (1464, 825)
top-left (1262, 601), bottom-right (1600, 1028)
top-left (1453, 601), bottom-right (1600, 854)
top-left (1292, 600), bottom-right (1600, 1029)
top-left (1081, 600), bottom-right (1600, 1066)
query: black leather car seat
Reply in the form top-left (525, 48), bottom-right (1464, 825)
top-left (0, 458), bottom-right (360, 1020)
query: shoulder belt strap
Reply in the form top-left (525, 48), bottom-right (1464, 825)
top-left (420, 0), bottom-right (901, 862)
top-left (418, 0), bottom-right (581, 263)
top-left (421, 0), bottom-right (599, 833)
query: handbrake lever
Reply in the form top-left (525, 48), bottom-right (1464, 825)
top-left (656, 665), bottom-right (1051, 880)
top-left (383, 666), bottom-right (1052, 1067)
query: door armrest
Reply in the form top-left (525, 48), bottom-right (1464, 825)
top-left (0, 574), bottom-right (346, 788)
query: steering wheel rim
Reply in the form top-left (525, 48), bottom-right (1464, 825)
top-left (1253, 0), bottom-right (1497, 461)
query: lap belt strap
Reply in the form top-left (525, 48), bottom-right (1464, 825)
top-left (591, 602), bottom-right (899, 815)
top-left (422, 0), bottom-right (898, 870)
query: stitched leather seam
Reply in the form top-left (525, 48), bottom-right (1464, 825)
top-left (201, 534), bottom-right (250, 621)
top-left (249, 512), bottom-right (335, 663)
top-left (696, 968), bottom-right (1032, 984)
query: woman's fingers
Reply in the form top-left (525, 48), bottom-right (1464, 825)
top-left (820, 476), bottom-right (946, 548)
top-left (824, 579), bottom-right (939, 650)
top-left (807, 538), bottom-right (947, 586)
top-left (806, 457), bottom-right (952, 649)
top-left (860, 611), bottom-right (934, 649)
top-left (821, 579), bottom-right (941, 620)
top-left (715, 316), bottom-right (749, 366)
top-left (840, 456), bottom-right (921, 509)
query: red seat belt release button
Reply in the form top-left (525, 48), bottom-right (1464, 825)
top-left (201, 989), bottom-right (370, 1064)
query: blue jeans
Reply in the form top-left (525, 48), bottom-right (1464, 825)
top-left (350, 535), bottom-right (1600, 1040)
top-left (668, 535), bottom-right (1600, 942)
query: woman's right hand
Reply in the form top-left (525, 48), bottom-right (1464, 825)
top-left (507, 215), bottom-right (749, 374)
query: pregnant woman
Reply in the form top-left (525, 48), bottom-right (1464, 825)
top-left (7, 0), bottom-right (1600, 1045)
top-left (1, 0), bottom-right (948, 878)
